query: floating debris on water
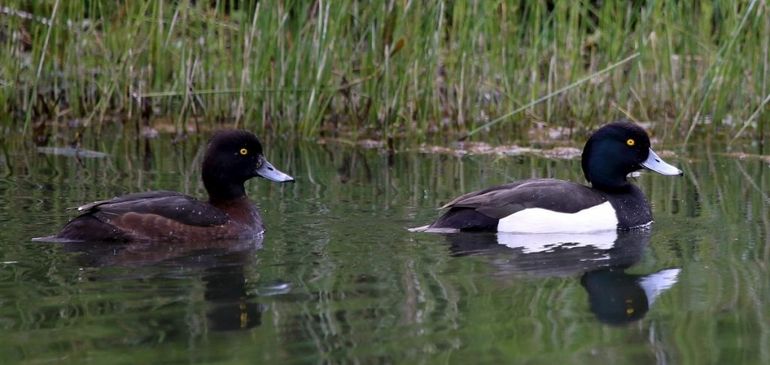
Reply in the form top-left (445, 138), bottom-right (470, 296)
top-left (538, 146), bottom-right (583, 159)
top-left (724, 152), bottom-right (770, 163)
top-left (37, 146), bottom-right (109, 159)
top-left (415, 143), bottom-right (582, 159)
top-left (357, 139), bottom-right (385, 149)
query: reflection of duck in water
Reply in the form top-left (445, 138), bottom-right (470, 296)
top-left (65, 237), bottom-right (273, 331)
top-left (443, 229), bottom-right (680, 324)
top-left (445, 229), bottom-right (650, 277)
top-left (203, 262), bottom-right (266, 331)
top-left (582, 267), bottom-right (680, 325)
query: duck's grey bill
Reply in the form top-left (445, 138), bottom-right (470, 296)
top-left (256, 159), bottom-right (294, 182)
top-left (641, 149), bottom-right (683, 176)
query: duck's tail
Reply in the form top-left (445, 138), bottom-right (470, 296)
top-left (30, 235), bottom-right (80, 243)
top-left (407, 225), bottom-right (459, 234)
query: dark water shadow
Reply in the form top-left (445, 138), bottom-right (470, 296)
top-left (60, 237), bottom-right (273, 332)
top-left (443, 229), bottom-right (680, 325)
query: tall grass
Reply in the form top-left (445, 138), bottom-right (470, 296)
top-left (0, 0), bottom-right (768, 145)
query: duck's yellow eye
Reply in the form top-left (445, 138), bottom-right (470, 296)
top-left (626, 139), bottom-right (635, 146)
top-left (239, 148), bottom-right (248, 155)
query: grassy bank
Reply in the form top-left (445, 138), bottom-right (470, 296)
top-left (0, 0), bottom-right (768, 146)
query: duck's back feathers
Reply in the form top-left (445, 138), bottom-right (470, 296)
top-left (76, 191), bottom-right (229, 227)
top-left (428, 179), bottom-right (609, 232)
top-left (441, 179), bottom-right (606, 216)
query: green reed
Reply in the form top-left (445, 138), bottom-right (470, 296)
top-left (0, 0), bottom-right (768, 145)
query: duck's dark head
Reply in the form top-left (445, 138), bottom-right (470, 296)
top-left (581, 122), bottom-right (682, 191)
top-left (202, 130), bottom-right (294, 202)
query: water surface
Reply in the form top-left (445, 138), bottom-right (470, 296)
top-left (0, 133), bottom-right (768, 364)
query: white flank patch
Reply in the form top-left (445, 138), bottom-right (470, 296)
top-left (496, 201), bottom-right (618, 233)
top-left (496, 230), bottom-right (618, 254)
top-left (639, 268), bottom-right (681, 307)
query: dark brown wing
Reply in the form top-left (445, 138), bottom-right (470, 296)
top-left (429, 179), bottom-right (607, 231)
top-left (49, 191), bottom-right (232, 242)
top-left (77, 191), bottom-right (229, 227)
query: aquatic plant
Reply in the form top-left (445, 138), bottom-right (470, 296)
top-left (0, 0), bottom-right (766, 145)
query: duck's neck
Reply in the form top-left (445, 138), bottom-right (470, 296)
top-left (203, 173), bottom-right (247, 203)
top-left (583, 158), bottom-right (634, 193)
top-left (589, 177), bottom-right (633, 193)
